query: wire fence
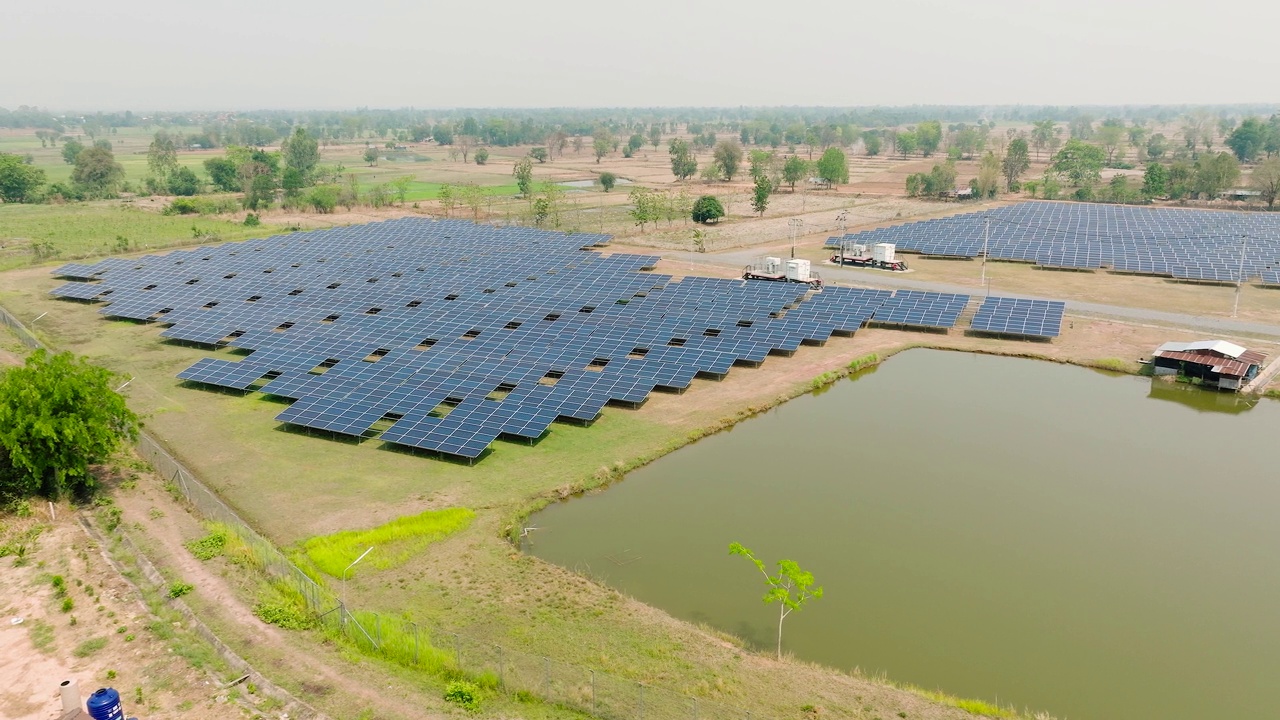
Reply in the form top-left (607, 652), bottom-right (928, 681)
top-left (1, 303), bottom-right (763, 720)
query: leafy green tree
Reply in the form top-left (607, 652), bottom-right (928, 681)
top-left (628, 187), bottom-right (660, 231)
top-left (1192, 152), bottom-right (1240, 199)
top-left (1146, 134), bottom-right (1168, 161)
top-left (72, 145), bottom-right (125, 198)
top-left (281, 168), bottom-right (306, 198)
top-left (513, 157), bottom-right (534, 197)
top-left (529, 147), bottom-right (548, 163)
top-left (203, 157), bottom-right (239, 192)
top-left (895, 131), bottom-right (918, 158)
top-left (649, 124), bottom-right (662, 149)
top-left (147, 131), bottom-right (179, 181)
top-left (1096, 124), bottom-right (1126, 166)
top-left (1142, 162), bottom-right (1168, 197)
top-left (432, 124), bottom-right (455, 145)
top-left (1166, 160), bottom-right (1195, 199)
top-left (916, 121), bottom-right (942, 156)
top-left (815, 148), bottom-right (848, 187)
top-left (782, 155), bottom-right (809, 191)
top-left (713, 140), bottom-right (743, 181)
top-left (1251, 157), bottom-right (1280, 209)
top-left (750, 174), bottom-right (772, 216)
top-left (460, 183), bottom-right (486, 220)
top-left (863, 133), bottom-right (882, 156)
top-left (905, 173), bottom-right (923, 197)
top-left (1226, 118), bottom-right (1268, 163)
top-left (1030, 119), bottom-right (1059, 160)
top-left (669, 138), bottom-right (698, 181)
top-left (729, 542), bottom-right (824, 660)
top-left (691, 195), bottom-right (724, 224)
top-left (1048, 139), bottom-right (1106, 187)
top-left (599, 172), bottom-right (617, 192)
top-left (437, 183), bottom-right (456, 217)
top-left (61, 138), bottom-right (85, 165)
top-left (391, 175), bottom-right (414, 205)
top-left (167, 166), bottom-right (200, 196)
top-left (928, 162), bottom-right (957, 196)
top-left (1069, 116), bottom-right (1094, 140)
top-left (0, 153), bottom-right (47, 203)
top-left (1002, 138), bottom-right (1031, 191)
top-left (592, 131), bottom-right (612, 163)
top-left (0, 350), bottom-right (138, 500)
top-left (308, 185), bottom-right (340, 213)
top-left (532, 196), bottom-right (551, 226)
top-left (627, 134), bottom-right (645, 154)
top-left (244, 173), bottom-right (277, 210)
top-left (282, 127), bottom-right (320, 182)
top-left (975, 152), bottom-right (1000, 198)
top-left (474, 148), bottom-right (489, 165)
top-left (363, 147), bottom-right (378, 166)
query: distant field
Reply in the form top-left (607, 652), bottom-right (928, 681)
top-left (354, 178), bottom-right (522, 203)
top-left (0, 203), bottom-right (278, 272)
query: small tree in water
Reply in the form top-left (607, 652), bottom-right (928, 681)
top-left (729, 542), bottom-right (823, 660)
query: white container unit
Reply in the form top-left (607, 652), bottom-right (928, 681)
top-left (785, 259), bottom-right (811, 282)
top-left (873, 243), bottom-right (896, 263)
top-left (764, 257), bottom-right (782, 273)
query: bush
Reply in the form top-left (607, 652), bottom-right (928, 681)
top-left (167, 167), bottom-right (200, 196)
top-left (474, 148), bottom-right (489, 165)
top-left (243, 213), bottom-right (261, 227)
top-left (167, 581), bottom-right (193, 599)
top-left (691, 195), bottom-right (725, 224)
top-left (599, 172), bottom-right (617, 192)
top-left (185, 529), bottom-right (227, 560)
top-left (253, 599), bottom-right (316, 630)
top-left (444, 681), bottom-right (480, 711)
top-left (308, 185), bottom-right (340, 214)
top-left (162, 197), bottom-right (202, 215)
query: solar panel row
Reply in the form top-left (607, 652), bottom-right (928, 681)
top-left (825, 201), bottom-right (1280, 280)
top-left (970, 297), bottom-right (1066, 338)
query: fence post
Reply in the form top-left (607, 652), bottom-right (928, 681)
top-left (639, 683), bottom-right (645, 720)
top-left (374, 614), bottom-right (381, 650)
top-left (590, 670), bottom-right (596, 717)
top-left (413, 624), bottom-right (420, 665)
top-left (692, 697), bottom-right (698, 720)
top-left (454, 633), bottom-right (461, 669)
top-left (496, 645), bottom-right (504, 689)
top-left (543, 656), bottom-right (550, 698)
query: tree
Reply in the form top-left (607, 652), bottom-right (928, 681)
top-left (627, 134), bottom-right (645, 155)
top-left (782, 155), bottom-right (809, 191)
top-left (432, 124), bottom-right (455, 145)
top-left (281, 167), bottom-right (306, 198)
top-left (691, 195), bottom-right (724, 224)
top-left (599, 172), bottom-right (617, 192)
top-left (815, 147), bottom-right (848, 187)
top-left (437, 183), bottom-right (456, 217)
top-left (1002, 138), bottom-right (1031, 191)
top-left (0, 350), bottom-right (138, 500)
top-left (244, 173), bottom-right (276, 210)
top-left (391, 175), bottom-right (414, 205)
top-left (975, 152), bottom-right (1000, 198)
top-left (627, 187), bottom-right (661, 231)
top-left (363, 147), bottom-right (378, 166)
top-left (649, 124), bottom-right (662, 149)
top-left (1096, 124), bottom-right (1126, 166)
top-left (460, 183), bottom-right (486, 220)
top-left (203, 157), bottom-right (239, 192)
top-left (863, 133), bottom-right (882, 156)
top-left (61, 138), bottom-right (85, 165)
top-left (1048, 139), bottom-right (1106, 187)
top-left (456, 135), bottom-right (474, 163)
top-left (1226, 118), bottom-right (1269, 163)
top-left (916, 121), bottom-right (942, 156)
top-left (592, 131), bottom-right (612, 163)
top-left (72, 145), bottom-right (125, 198)
top-left (1069, 116), bottom-right (1094, 140)
top-left (669, 139), bottom-right (698, 181)
top-left (308, 185), bottom-right (339, 214)
top-left (474, 148), bottom-right (490, 165)
top-left (1142, 162), bottom-right (1168, 197)
top-left (167, 166), bottom-right (200, 196)
top-left (513, 157), bottom-right (534, 197)
top-left (147, 131), bottom-right (179, 182)
top-left (713, 140), bottom-right (743, 181)
top-left (282, 127), bottom-right (320, 183)
top-left (1251, 157), bottom-right (1280, 209)
top-left (1193, 152), bottom-right (1240, 199)
top-left (750, 174), bottom-right (772, 216)
top-left (0, 153), bottom-right (46, 203)
top-left (1146, 134), bottom-right (1169, 161)
top-left (529, 147), bottom-right (548, 163)
top-left (729, 543), bottom-right (823, 660)
top-left (895, 131), bottom-right (918, 159)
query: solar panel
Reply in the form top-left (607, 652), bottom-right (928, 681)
top-left (872, 290), bottom-right (969, 329)
top-left (50, 217), bottom-right (892, 462)
top-left (970, 297), bottom-right (1066, 339)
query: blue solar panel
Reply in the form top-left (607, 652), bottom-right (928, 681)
top-left (872, 291), bottom-right (969, 329)
top-left (50, 218), bottom-right (894, 461)
top-left (971, 297), bottom-right (1065, 338)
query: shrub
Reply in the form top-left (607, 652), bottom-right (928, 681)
top-left (185, 529), bottom-right (227, 560)
top-left (167, 581), bottom-right (193, 599)
top-left (599, 172), bottom-right (617, 192)
top-left (474, 148), bottom-right (489, 165)
top-left (72, 636), bottom-right (108, 657)
top-left (162, 197), bottom-right (202, 215)
top-left (691, 195), bottom-right (725, 224)
top-left (444, 681), bottom-right (480, 711)
top-left (308, 185), bottom-right (340, 214)
top-left (243, 213), bottom-right (261, 227)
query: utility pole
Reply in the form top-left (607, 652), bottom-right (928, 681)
top-left (836, 210), bottom-right (848, 267)
top-left (1233, 233), bottom-right (1249, 318)
top-left (789, 218), bottom-right (804, 259)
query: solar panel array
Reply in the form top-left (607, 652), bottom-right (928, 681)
top-left (52, 218), bottom-right (913, 461)
top-left (871, 290), bottom-right (970, 329)
top-left (825, 202), bottom-right (1280, 280)
top-left (970, 297), bottom-right (1066, 338)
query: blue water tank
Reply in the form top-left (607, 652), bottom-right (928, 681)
top-left (86, 687), bottom-right (124, 720)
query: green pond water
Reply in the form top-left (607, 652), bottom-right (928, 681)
top-left (528, 349), bottom-right (1279, 720)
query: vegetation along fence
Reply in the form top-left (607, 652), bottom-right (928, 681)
top-left (0, 301), bottom-right (764, 720)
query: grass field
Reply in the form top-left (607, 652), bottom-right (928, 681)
top-left (0, 202), bottom-right (280, 272)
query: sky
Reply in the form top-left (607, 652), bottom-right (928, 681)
top-left (4, 0), bottom-right (1278, 111)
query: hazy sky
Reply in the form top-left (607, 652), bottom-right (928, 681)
top-left (4, 0), bottom-right (1278, 111)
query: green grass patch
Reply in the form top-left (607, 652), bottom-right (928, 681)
top-left (185, 527), bottom-right (228, 561)
top-left (0, 203), bottom-right (278, 272)
top-left (356, 180), bottom-right (521, 203)
top-left (72, 636), bottom-right (109, 658)
top-left (899, 684), bottom-right (1018, 718)
top-left (302, 507), bottom-right (475, 578)
top-left (27, 619), bottom-right (55, 653)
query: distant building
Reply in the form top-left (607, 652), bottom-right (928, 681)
top-left (1151, 340), bottom-right (1266, 391)
top-left (1218, 189), bottom-right (1262, 201)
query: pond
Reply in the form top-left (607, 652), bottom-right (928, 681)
top-left (529, 349), bottom-right (1279, 720)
